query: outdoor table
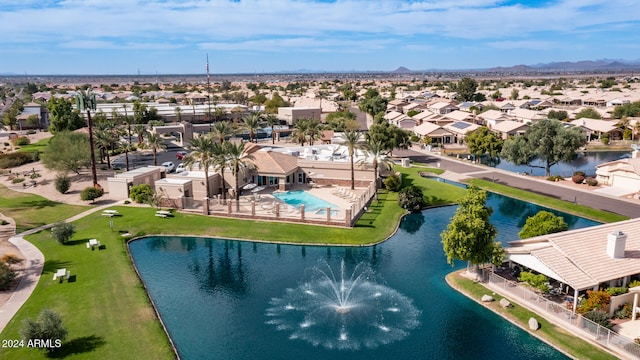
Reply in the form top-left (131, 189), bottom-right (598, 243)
top-left (53, 268), bottom-right (67, 282)
top-left (102, 210), bottom-right (118, 217)
top-left (155, 210), bottom-right (172, 218)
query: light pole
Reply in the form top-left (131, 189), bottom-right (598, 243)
top-left (76, 89), bottom-right (99, 187)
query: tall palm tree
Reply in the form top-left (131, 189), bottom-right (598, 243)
top-left (264, 113), bottom-right (280, 144)
top-left (341, 130), bottom-right (363, 190)
top-left (133, 123), bottom-right (147, 144)
top-left (212, 106), bottom-right (226, 122)
top-left (75, 89), bottom-right (98, 186)
top-left (359, 138), bottom-right (394, 193)
top-left (94, 129), bottom-right (117, 169)
top-left (211, 121), bottom-right (233, 144)
top-left (242, 111), bottom-right (263, 143)
top-left (184, 135), bottom-right (216, 199)
top-left (142, 132), bottom-right (167, 166)
top-left (225, 141), bottom-right (256, 211)
top-left (121, 104), bottom-right (133, 171)
top-left (211, 141), bottom-right (229, 202)
top-left (292, 119), bottom-right (309, 146)
top-left (305, 118), bottom-right (320, 146)
top-left (174, 106), bottom-right (182, 124)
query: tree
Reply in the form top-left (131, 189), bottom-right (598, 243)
top-left (242, 111), bottom-right (263, 143)
top-left (80, 186), bottom-right (104, 203)
top-left (358, 96), bottom-right (387, 119)
top-left (47, 98), bottom-right (84, 133)
top-left (184, 135), bottom-right (216, 198)
top-left (575, 107), bottom-right (601, 120)
top-left (455, 77), bottom-right (478, 102)
top-left (325, 111), bottom-right (357, 131)
top-left (547, 110), bottom-right (568, 121)
top-left (174, 106), bottom-right (182, 123)
top-left (518, 211), bottom-right (568, 239)
top-left (292, 119), bottom-right (309, 146)
top-left (341, 130), bottom-right (363, 190)
top-left (41, 132), bottom-right (91, 175)
top-left (500, 119), bottom-right (586, 177)
top-left (264, 113), bottom-right (280, 144)
top-left (211, 121), bottom-right (232, 144)
top-left (51, 222), bottom-right (75, 244)
top-left (142, 132), bottom-right (166, 166)
top-left (510, 88), bottom-right (519, 100)
top-left (225, 141), bottom-right (255, 211)
top-left (75, 89), bottom-right (99, 186)
top-left (359, 138), bottom-right (394, 192)
top-left (304, 118), bottom-right (320, 145)
top-left (398, 185), bottom-right (425, 212)
top-left (20, 309), bottom-right (68, 351)
top-left (466, 126), bottom-right (503, 162)
top-left (265, 92), bottom-right (289, 113)
top-left (441, 186), bottom-right (503, 271)
top-left (0, 261), bottom-right (16, 290)
top-left (94, 129), bottom-right (116, 168)
top-left (26, 114), bottom-right (40, 130)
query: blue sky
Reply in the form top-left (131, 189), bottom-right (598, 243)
top-left (1, 0), bottom-right (639, 75)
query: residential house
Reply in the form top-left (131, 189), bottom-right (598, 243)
top-left (569, 118), bottom-right (622, 141)
top-left (509, 108), bottom-right (545, 124)
top-left (413, 122), bottom-right (454, 144)
top-left (443, 121), bottom-right (480, 143)
top-left (429, 102), bottom-right (459, 115)
top-left (595, 152), bottom-right (640, 194)
top-left (504, 218), bottom-right (640, 312)
top-left (491, 120), bottom-right (530, 139)
top-left (479, 109), bottom-right (514, 128)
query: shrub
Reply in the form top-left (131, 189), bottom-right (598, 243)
top-left (20, 309), bottom-right (68, 351)
top-left (615, 303), bottom-right (633, 319)
top-left (50, 222), bottom-right (75, 244)
top-left (80, 186), bottom-right (104, 203)
top-left (629, 280), bottom-right (640, 288)
top-left (54, 174), bottom-right (71, 194)
top-left (585, 177), bottom-right (598, 186)
top-left (518, 271), bottom-right (550, 293)
top-left (606, 287), bottom-right (628, 296)
top-left (123, 200), bottom-right (131, 204)
top-left (1, 253), bottom-right (22, 265)
top-left (578, 289), bottom-right (611, 314)
top-left (0, 261), bottom-right (16, 290)
top-left (129, 184), bottom-right (154, 203)
top-left (383, 174), bottom-right (402, 192)
top-left (1, 219), bottom-right (8, 225)
top-left (623, 129), bottom-right (632, 140)
top-left (583, 309), bottom-right (612, 329)
top-left (11, 177), bottom-right (24, 184)
top-left (602, 135), bottom-right (610, 145)
top-left (0, 152), bottom-right (39, 168)
top-left (546, 176), bottom-right (556, 181)
top-left (26, 129), bottom-right (37, 135)
top-left (571, 174), bottom-right (585, 184)
top-left (12, 136), bottom-right (30, 146)
top-left (397, 185), bottom-right (425, 212)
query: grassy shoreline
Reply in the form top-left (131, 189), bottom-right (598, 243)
top-left (0, 162), bottom-right (630, 359)
top-left (446, 271), bottom-right (618, 360)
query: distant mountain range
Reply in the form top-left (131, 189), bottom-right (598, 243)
top-left (392, 59), bottom-right (640, 74)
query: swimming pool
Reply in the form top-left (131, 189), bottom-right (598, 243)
top-left (272, 190), bottom-right (338, 211)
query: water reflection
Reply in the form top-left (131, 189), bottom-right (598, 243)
top-left (400, 212), bottom-right (425, 234)
top-left (189, 239), bottom-right (248, 297)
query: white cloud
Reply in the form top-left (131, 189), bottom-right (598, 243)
top-left (486, 40), bottom-right (556, 51)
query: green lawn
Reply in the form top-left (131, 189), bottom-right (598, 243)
top-left (0, 164), bottom-right (626, 359)
top-left (17, 137), bottom-right (51, 154)
top-left (447, 272), bottom-right (618, 360)
top-left (465, 178), bottom-right (628, 223)
top-left (0, 185), bottom-right (88, 233)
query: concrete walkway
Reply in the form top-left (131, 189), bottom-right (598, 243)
top-left (0, 203), bottom-right (122, 333)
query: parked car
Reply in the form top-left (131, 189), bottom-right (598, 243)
top-left (162, 161), bottom-right (175, 173)
top-left (176, 151), bottom-right (189, 160)
top-left (175, 163), bottom-right (186, 173)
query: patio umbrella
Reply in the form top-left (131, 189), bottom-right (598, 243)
top-left (251, 186), bottom-right (266, 193)
top-left (243, 183), bottom-right (257, 190)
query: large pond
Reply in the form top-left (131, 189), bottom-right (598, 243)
top-left (129, 191), bottom-right (600, 360)
top-left (490, 151), bottom-right (630, 177)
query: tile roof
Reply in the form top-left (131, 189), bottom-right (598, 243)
top-left (250, 149), bottom-right (299, 175)
top-left (507, 218), bottom-right (640, 290)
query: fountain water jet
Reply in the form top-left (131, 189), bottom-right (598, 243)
top-left (266, 259), bottom-right (420, 350)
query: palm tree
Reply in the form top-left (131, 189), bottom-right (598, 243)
top-left (211, 121), bottom-right (233, 144)
top-left (211, 142), bottom-right (229, 202)
top-left (292, 119), bottom-right (309, 146)
top-left (341, 130), bottom-right (363, 190)
top-left (142, 132), bottom-right (166, 166)
top-left (225, 141), bottom-right (256, 211)
top-left (133, 124), bottom-right (147, 144)
top-left (264, 113), bottom-right (280, 144)
top-left (174, 106), bottom-right (182, 124)
top-left (212, 106), bottom-right (226, 122)
top-left (121, 104), bottom-right (133, 171)
top-left (359, 138), bottom-right (394, 193)
top-left (305, 118), bottom-right (320, 146)
top-left (242, 111), bottom-right (263, 143)
top-left (75, 89), bottom-right (98, 186)
top-left (94, 129), bottom-right (117, 169)
top-left (184, 135), bottom-right (216, 199)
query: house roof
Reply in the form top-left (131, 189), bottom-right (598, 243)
top-left (384, 110), bottom-right (404, 121)
top-left (596, 157), bottom-right (640, 176)
top-left (413, 121), bottom-right (443, 136)
top-left (479, 109), bottom-right (513, 122)
top-left (506, 218), bottom-right (640, 290)
top-left (443, 121), bottom-right (479, 135)
top-left (491, 120), bottom-right (529, 133)
top-left (443, 110), bottom-right (474, 122)
top-left (569, 118), bottom-right (618, 133)
top-left (250, 149), bottom-right (299, 175)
